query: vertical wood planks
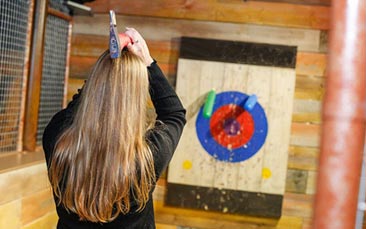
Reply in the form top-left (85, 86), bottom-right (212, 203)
top-left (239, 66), bottom-right (271, 192)
top-left (167, 37), bottom-right (296, 217)
top-left (260, 68), bottom-right (296, 194)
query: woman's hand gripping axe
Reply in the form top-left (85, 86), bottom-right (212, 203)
top-left (109, 10), bottom-right (133, 59)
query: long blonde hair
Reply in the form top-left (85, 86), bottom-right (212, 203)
top-left (49, 50), bottom-right (155, 222)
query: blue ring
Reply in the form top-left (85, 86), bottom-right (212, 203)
top-left (196, 91), bottom-right (268, 162)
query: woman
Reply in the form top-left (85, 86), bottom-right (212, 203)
top-left (42, 28), bottom-right (186, 228)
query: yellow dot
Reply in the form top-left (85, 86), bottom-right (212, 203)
top-left (262, 168), bottom-right (272, 179)
top-left (182, 160), bottom-right (192, 170)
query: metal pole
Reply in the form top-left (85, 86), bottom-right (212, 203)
top-left (312, 0), bottom-right (366, 228)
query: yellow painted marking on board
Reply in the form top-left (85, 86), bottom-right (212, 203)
top-left (262, 167), bottom-right (272, 179)
top-left (182, 160), bottom-right (192, 170)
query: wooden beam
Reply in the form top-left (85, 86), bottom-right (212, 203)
top-left (23, 0), bottom-right (48, 151)
top-left (63, 23), bottom-right (72, 108)
top-left (86, 0), bottom-right (330, 29)
top-left (47, 7), bottom-right (72, 21)
top-left (17, 0), bottom-right (35, 152)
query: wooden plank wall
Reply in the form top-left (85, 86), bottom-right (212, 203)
top-left (68, 0), bottom-right (330, 228)
top-left (0, 162), bottom-right (58, 229)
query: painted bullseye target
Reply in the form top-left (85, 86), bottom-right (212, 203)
top-left (210, 105), bottom-right (254, 149)
top-left (196, 91), bottom-right (268, 162)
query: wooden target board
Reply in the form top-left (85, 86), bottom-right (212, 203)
top-left (166, 37), bottom-right (296, 218)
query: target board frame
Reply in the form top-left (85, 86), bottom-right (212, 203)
top-left (166, 37), bottom-right (296, 218)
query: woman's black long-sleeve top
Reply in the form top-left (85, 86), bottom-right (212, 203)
top-left (42, 61), bottom-right (186, 229)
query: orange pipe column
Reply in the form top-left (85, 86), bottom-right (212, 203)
top-left (313, 0), bottom-right (365, 228)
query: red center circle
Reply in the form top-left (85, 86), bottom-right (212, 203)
top-left (209, 104), bottom-right (254, 149)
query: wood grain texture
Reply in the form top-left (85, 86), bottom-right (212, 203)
top-left (290, 122), bottom-right (320, 147)
top-left (260, 68), bottom-right (295, 194)
top-left (72, 36), bottom-right (321, 79)
top-left (296, 52), bottom-right (327, 76)
top-left (167, 59), bottom-right (215, 188)
top-left (292, 113), bottom-right (321, 124)
top-left (288, 146), bottom-right (319, 171)
top-left (21, 188), bottom-right (56, 226)
top-left (154, 179), bottom-right (302, 229)
top-left (292, 99), bottom-right (322, 125)
top-left (154, 200), bottom-right (302, 229)
top-left (319, 30), bottom-right (328, 52)
top-left (152, 180), bottom-right (304, 228)
top-left (69, 55), bottom-right (176, 80)
top-left (169, 59), bottom-right (295, 196)
top-left (295, 75), bottom-right (325, 101)
top-left (306, 170), bottom-right (317, 194)
top-left (70, 33), bottom-right (325, 79)
top-left (0, 200), bottom-right (21, 229)
top-left (67, 5), bottom-right (328, 226)
top-left (293, 99), bottom-right (321, 113)
top-left (63, 23), bottom-right (72, 108)
top-left (0, 163), bottom-right (50, 205)
top-left (71, 34), bottom-right (179, 61)
top-left (285, 169), bottom-right (308, 193)
top-left (85, 0), bottom-right (330, 29)
top-left (167, 37), bottom-right (297, 217)
top-left (282, 193), bottom-right (314, 218)
top-left (238, 66), bottom-right (270, 192)
top-left (166, 183), bottom-right (283, 218)
top-left (295, 88), bottom-right (324, 101)
top-left (17, 0), bottom-right (35, 153)
top-left (23, 0), bottom-right (48, 151)
top-left (156, 224), bottom-right (177, 229)
top-left (0, 151), bottom-right (44, 175)
top-left (73, 15), bottom-right (323, 52)
top-left (21, 211), bottom-right (58, 229)
top-left (302, 217), bottom-right (314, 229)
